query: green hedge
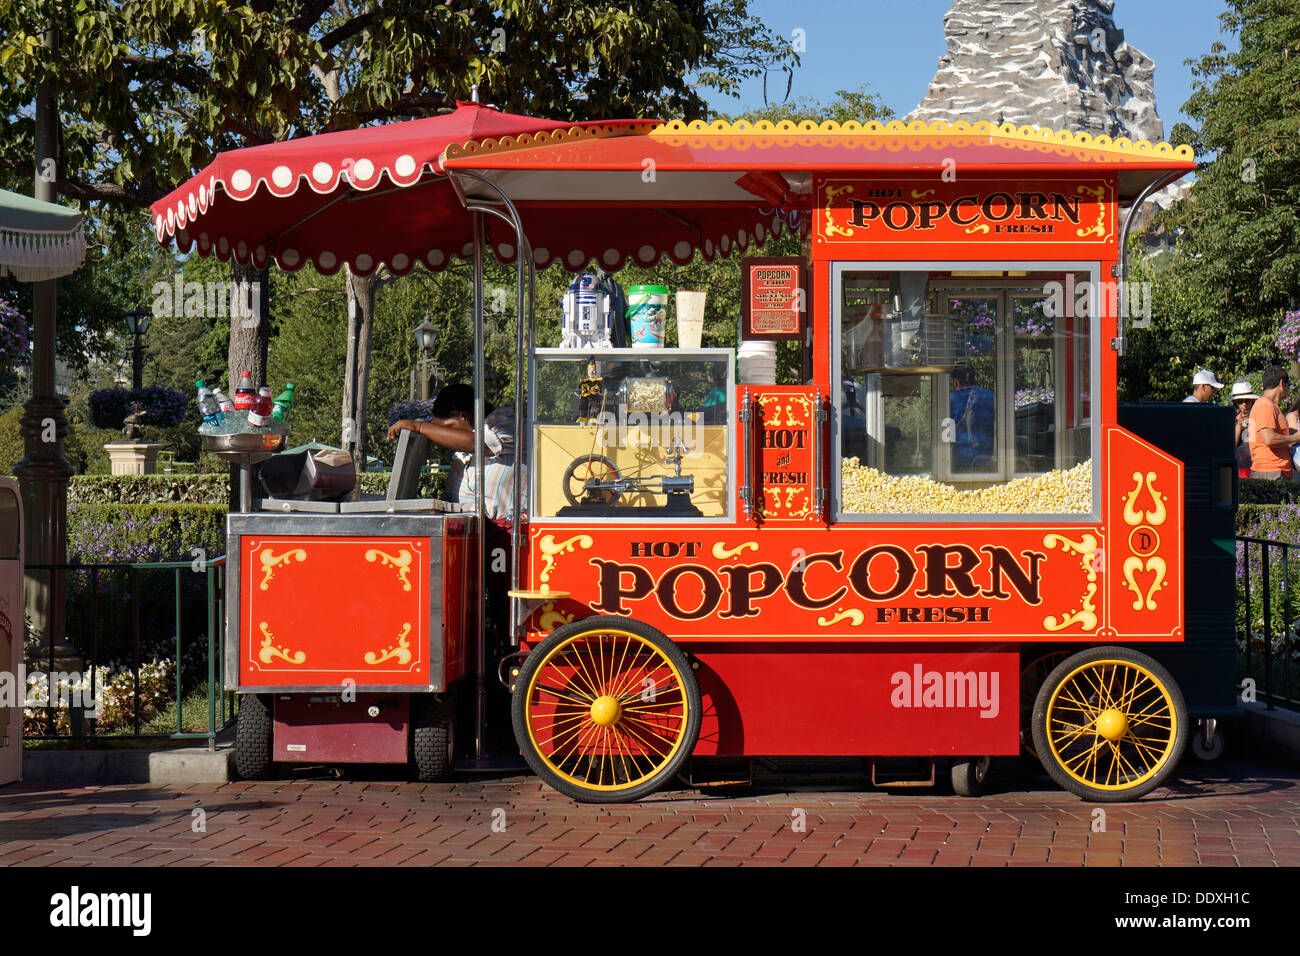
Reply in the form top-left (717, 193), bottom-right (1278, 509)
top-left (1240, 478), bottom-right (1300, 506)
top-left (68, 469), bottom-right (445, 505)
top-left (67, 503), bottom-right (228, 564)
top-left (69, 474), bottom-right (230, 505)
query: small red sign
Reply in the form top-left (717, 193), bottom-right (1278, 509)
top-left (742, 256), bottom-right (806, 341)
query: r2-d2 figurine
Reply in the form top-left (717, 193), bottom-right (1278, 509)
top-left (562, 273), bottom-right (613, 349)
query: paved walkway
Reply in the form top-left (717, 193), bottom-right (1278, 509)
top-left (1, 758), bottom-right (1298, 866)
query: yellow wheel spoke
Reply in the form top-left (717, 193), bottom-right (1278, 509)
top-left (1049, 718), bottom-right (1096, 749)
top-left (1054, 686), bottom-right (1099, 717)
top-left (608, 644), bottom-right (654, 700)
top-left (562, 650), bottom-right (604, 699)
top-left (534, 682), bottom-right (595, 706)
top-left (616, 715), bottom-right (674, 759)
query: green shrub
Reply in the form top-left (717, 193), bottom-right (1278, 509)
top-left (67, 503), bottom-right (227, 563)
top-left (1240, 478), bottom-right (1300, 506)
top-left (69, 474), bottom-right (230, 505)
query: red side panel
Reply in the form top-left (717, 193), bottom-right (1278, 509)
top-left (690, 648), bottom-right (1019, 756)
top-left (1100, 426), bottom-right (1184, 642)
top-left (273, 694), bottom-right (409, 764)
top-left (240, 534), bottom-right (431, 688)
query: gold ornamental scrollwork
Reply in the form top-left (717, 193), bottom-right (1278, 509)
top-left (257, 622), bottom-right (306, 665)
top-left (365, 548), bottom-right (413, 591)
top-left (1122, 471), bottom-right (1167, 527)
top-left (1075, 184), bottom-right (1109, 239)
top-left (538, 533), bottom-right (594, 592)
top-left (1122, 557), bottom-right (1168, 611)
top-left (537, 601), bottom-right (574, 633)
top-left (364, 623), bottom-right (413, 665)
top-left (259, 548), bottom-right (306, 591)
top-left (1042, 533), bottom-right (1100, 632)
top-left (823, 183), bottom-right (856, 237)
top-left (817, 606), bottom-right (865, 627)
top-left (711, 541), bottom-right (759, 560)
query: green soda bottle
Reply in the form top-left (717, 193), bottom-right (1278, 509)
top-left (272, 382), bottom-right (295, 423)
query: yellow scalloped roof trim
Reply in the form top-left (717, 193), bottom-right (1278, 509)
top-left (650, 119), bottom-right (1194, 162)
top-left (442, 121), bottom-right (661, 162)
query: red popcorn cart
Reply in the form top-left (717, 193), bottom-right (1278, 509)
top-left (154, 110), bottom-right (1233, 804)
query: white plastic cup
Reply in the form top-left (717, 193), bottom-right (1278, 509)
top-left (675, 291), bottom-right (706, 349)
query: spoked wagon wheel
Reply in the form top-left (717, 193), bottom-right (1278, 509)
top-left (1020, 649), bottom-right (1071, 763)
top-left (562, 455), bottom-right (621, 506)
top-left (511, 616), bottom-right (701, 803)
top-left (1031, 646), bottom-right (1187, 802)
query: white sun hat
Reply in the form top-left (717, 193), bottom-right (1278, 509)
top-left (1192, 369), bottom-right (1224, 388)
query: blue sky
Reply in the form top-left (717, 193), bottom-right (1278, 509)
top-left (716, 0), bottom-right (1232, 139)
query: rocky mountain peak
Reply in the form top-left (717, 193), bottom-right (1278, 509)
top-left (905, 0), bottom-right (1164, 143)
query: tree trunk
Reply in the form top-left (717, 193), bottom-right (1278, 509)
top-left (228, 261), bottom-right (270, 512)
top-left (343, 266), bottom-right (378, 468)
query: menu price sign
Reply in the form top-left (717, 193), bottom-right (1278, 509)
top-left (742, 257), bottom-right (806, 341)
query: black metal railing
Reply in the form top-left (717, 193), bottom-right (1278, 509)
top-left (1236, 536), bottom-right (1300, 710)
top-left (23, 556), bottom-right (233, 747)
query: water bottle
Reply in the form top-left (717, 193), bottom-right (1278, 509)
top-left (212, 386), bottom-right (235, 412)
top-left (272, 382), bottom-right (295, 423)
top-left (195, 379), bottom-right (222, 427)
top-left (234, 370), bottom-right (256, 410)
top-left (248, 387), bottom-right (273, 427)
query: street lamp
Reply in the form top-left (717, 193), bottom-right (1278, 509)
top-left (124, 306), bottom-right (152, 390)
top-left (412, 314), bottom-right (444, 401)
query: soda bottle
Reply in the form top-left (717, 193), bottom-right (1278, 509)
top-left (248, 386), bottom-right (274, 427)
top-left (212, 386), bottom-right (235, 412)
top-left (272, 382), bottom-right (295, 423)
top-left (234, 370), bottom-right (256, 410)
top-left (195, 379), bottom-right (222, 427)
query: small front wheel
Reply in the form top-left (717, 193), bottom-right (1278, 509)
top-left (411, 697), bottom-right (455, 781)
top-left (950, 757), bottom-right (991, 797)
top-left (512, 616), bottom-right (701, 803)
top-left (234, 693), bottom-right (274, 780)
top-left (1032, 646), bottom-right (1187, 802)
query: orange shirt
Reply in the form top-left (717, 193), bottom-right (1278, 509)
top-left (1249, 396), bottom-right (1292, 473)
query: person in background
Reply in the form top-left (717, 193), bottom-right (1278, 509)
top-left (1183, 369), bottom-right (1224, 403)
top-left (1230, 381), bottom-right (1258, 478)
top-left (1248, 366), bottom-right (1300, 480)
top-left (387, 383), bottom-right (521, 520)
top-left (949, 364), bottom-right (996, 472)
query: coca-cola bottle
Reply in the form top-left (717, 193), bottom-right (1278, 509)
top-left (234, 370), bottom-right (256, 410)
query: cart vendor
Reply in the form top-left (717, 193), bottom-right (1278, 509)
top-left (387, 383), bottom-right (522, 520)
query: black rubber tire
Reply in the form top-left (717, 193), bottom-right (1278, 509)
top-left (562, 455), bottom-right (621, 506)
top-left (1019, 649), bottom-right (1071, 763)
top-left (1032, 646), bottom-right (1187, 802)
top-left (234, 693), bottom-right (274, 780)
top-left (512, 615), bottom-right (701, 804)
top-left (950, 757), bottom-right (991, 797)
top-left (1191, 727), bottom-right (1226, 761)
top-left (411, 697), bottom-right (455, 782)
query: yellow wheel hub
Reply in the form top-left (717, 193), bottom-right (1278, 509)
top-left (589, 695), bottom-right (622, 727)
top-left (1095, 708), bottom-right (1129, 741)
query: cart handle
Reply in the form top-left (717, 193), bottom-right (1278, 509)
top-left (813, 387), bottom-right (826, 520)
top-left (739, 388), bottom-right (755, 521)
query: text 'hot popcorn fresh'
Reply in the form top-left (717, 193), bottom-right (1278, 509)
top-left (841, 459), bottom-right (1092, 514)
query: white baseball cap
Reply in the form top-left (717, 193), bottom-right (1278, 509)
top-left (1230, 381), bottom-right (1259, 401)
top-left (1192, 369), bottom-right (1224, 388)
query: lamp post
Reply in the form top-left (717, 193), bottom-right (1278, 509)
top-left (124, 307), bottom-right (151, 390)
top-left (412, 315), bottom-right (444, 401)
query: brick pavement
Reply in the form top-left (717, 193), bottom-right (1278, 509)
top-left (1, 758), bottom-right (1298, 866)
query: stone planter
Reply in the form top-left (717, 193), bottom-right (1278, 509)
top-left (103, 442), bottom-right (167, 475)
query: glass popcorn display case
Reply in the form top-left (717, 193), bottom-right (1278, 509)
top-left (529, 348), bottom-right (735, 520)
